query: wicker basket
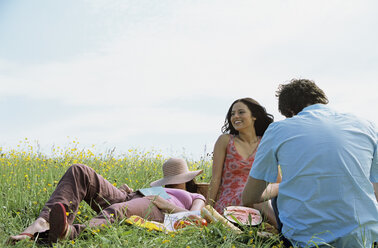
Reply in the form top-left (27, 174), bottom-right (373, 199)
top-left (196, 183), bottom-right (209, 199)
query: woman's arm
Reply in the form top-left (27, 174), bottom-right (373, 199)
top-left (146, 195), bottom-right (187, 213)
top-left (146, 196), bottom-right (206, 213)
top-left (276, 166), bottom-right (282, 183)
top-left (207, 134), bottom-right (229, 206)
top-left (189, 198), bottom-right (206, 211)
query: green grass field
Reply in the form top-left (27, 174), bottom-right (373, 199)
top-left (0, 139), bottom-right (286, 247)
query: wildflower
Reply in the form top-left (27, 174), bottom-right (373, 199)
top-left (162, 240), bottom-right (170, 244)
top-left (66, 212), bottom-right (69, 216)
top-left (77, 211), bottom-right (81, 215)
top-left (71, 240), bottom-right (75, 244)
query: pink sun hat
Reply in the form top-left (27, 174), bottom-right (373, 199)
top-left (150, 158), bottom-right (203, 187)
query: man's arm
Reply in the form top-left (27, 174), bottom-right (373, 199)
top-left (242, 176), bottom-right (278, 207)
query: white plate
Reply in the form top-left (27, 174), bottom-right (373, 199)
top-left (223, 206), bottom-right (262, 226)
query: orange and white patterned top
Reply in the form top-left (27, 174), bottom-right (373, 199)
top-left (214, 135), bottom-right (261, 214)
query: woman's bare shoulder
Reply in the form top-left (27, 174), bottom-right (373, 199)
top-left (216, 134), bottom-right (231, 143)
top-left (213, 134), bottom-right (229, 148)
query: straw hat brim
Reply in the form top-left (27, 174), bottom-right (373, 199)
top-left (150, 170), bottom-right (203, 187)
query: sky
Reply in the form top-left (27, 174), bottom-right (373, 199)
top-left (0, 0), bottom-right (377, 160)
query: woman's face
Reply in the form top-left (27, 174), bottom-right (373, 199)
top-left (230, 102), bottom-right (256, 131)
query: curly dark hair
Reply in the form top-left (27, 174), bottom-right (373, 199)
top-left (221, 98), bottom-right (274, 136)
top-left (276, 79), bottom-right (329, 118)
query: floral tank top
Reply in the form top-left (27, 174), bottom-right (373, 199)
top-left (214, 135), bottom-right (261, 214)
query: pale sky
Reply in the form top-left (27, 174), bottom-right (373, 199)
top-left (1, 0), bottom-right (377, 160)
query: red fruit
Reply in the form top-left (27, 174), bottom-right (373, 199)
top-left (187, 215), bottom-right (208, 227)
top-left (173, 216), bottom-right (208, 229)
top-left (173, 220), bottom-right (193, 229)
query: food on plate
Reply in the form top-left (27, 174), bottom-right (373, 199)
top-left (173, 215), bottom-right (207, 229)
top-left (223, 206), bottom-right (262, 226)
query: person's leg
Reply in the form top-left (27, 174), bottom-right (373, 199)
top-left (88, 197), bottom-right (164, 228)
top-left (271, 197), bottom-right (282, 231)
top-left (10, 164), bottom-right (130, 242)
top-left (39, 163), bottom-right (129, 224)
top-left (271, 197), bottom-right (293, 247)
top-left (48, 196), bottom-right (164, 241)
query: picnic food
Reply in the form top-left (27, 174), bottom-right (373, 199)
top-left (223, 206), bottom-right (262, 226)
top-left (201, 205), bottom-right (242, 234)
top-left (173, 220), bottom-right (192, 229)
top-left (173, 215), bottom-right (207, 229)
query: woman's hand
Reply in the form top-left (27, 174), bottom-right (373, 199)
top-left (146, 195), bottom-right (187, 213)
top-left (145, 195), bottom-right (171, 210)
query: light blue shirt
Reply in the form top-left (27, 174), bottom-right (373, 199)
top-left (250, 104), bottom-right (378, 247)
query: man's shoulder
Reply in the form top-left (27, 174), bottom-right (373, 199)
top-left (268, 117), bottom-right (299, 130)
top-left (335, 111), bottom-right (376, 133)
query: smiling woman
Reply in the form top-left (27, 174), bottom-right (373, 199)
top-left (207, 97), bottom-right (280, 228)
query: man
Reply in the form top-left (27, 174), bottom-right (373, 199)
top-left (242, 79), bottom-right (378, 247)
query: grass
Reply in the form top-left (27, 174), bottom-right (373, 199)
top-left (1, 139), bottom-right (284, 247)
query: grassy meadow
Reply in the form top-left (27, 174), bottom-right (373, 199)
top-left (0, 139), bottom-right (285, 247)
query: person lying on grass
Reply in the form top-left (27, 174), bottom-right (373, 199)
top-left (9, 157), bottom-right (206, 244)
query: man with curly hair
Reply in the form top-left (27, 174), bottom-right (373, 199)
top-left (242, 79), bottom-right (378, 247)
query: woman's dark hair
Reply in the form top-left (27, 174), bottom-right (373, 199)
top-left (185, 179), bottom-right (198, 193)
top-left (276, 79), bottom-right (329, 118)
top-left (165, 179), bottom-right (198, 193)
top-left (221, 97), bottom-right (274, 136)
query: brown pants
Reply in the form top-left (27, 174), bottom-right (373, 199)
top-left (39, 164), bottom-right (164, 237)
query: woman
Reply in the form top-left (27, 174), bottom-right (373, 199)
top-left (207, 98), bottom-right (280, 227)
top-left (9, 157), bottom-right (206, 244)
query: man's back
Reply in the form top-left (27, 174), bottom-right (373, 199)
top-left (252, 104), bottom-right (378, 246)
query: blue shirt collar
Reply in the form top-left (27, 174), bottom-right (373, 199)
top-left (300, 103), bottom-right (327, 113)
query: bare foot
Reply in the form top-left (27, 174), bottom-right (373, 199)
top-left (8, 217), bottom-right (50, 243)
